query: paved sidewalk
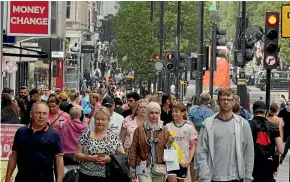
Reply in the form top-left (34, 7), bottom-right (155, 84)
top-left (276, 154), bottom-right (289, 182)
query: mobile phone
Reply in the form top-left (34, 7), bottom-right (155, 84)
top-left (97, 153), bottom-right (106, 157)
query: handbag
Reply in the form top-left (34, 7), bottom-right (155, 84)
top-left (63, 168), bottom-right (79, 182)
top-left (151, 163), bottom-right (167, 176)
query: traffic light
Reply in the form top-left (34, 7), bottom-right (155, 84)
top-left (245, 40), bottom-right (254, 62)
top-left (211, 24), bottom-right (227, 71)
top-left (165, 50), bottom-right (176, 71)
top-left (189, 57), bottom-right (197, 80)
top-left (263, 12), bottom-right (280, 69)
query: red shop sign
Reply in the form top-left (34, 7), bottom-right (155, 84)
top-left (7, 1), bottom-right (51, 36)
top-left (1, 124), bottom-right (24, 160)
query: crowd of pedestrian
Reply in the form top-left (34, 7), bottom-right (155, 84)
top-left (1, 85), bottom-right (289, 182)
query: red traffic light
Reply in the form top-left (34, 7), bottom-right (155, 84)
top-left (166, 53), bottom-right (174, 61)
top-left (266, 13), bottom-right (279, 27)
top-left (155, 56), bottom-right (160, 60)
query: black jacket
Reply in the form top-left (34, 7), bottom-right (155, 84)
top-left (107, 152), bottom-right (131, 182)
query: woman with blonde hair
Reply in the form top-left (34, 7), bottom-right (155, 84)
top-left (129, 102), bottom-right (173, 182)
top-left (75, 107), bottom-right (125, 182)
top-left (120, 99), bottom-right (148, 154)
top-left (63, 89), bottom-right (84, 121)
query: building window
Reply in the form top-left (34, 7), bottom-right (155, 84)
top-left (66, 1), bottom-right (71, 19)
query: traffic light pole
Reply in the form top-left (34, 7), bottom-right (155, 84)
top-left (237, 1), bottom-right (248, 110)
top-left (196, 1), bottom-right (204, 101)
top-left (266, 69), bottom-right (271, 110)
top-left (175, 1), bottom-right (181, 100)
top-left (158, 1), bottom-right (164, 92)
top-left (209, 23), bottom-right (217, 98)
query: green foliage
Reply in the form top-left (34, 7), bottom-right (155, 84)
top-left (219, 1), bottom-right (290, 63)
top-left (249, 1), bottom-right (290, 64)
top-left (111, 2), bottom-right (213, 81)
top-left (110, 2), bottom-right (158, 81)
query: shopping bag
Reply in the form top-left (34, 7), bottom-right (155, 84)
top-left (164, 149), bottom-right (176, 162)
top-left (164, 149), bottom-right (180, 171)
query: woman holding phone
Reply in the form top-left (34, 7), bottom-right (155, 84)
top-left (75, 107), bottom-right (125, 182)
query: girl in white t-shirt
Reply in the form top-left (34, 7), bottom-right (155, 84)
top-left (166, 103), bottom-right (198, 182)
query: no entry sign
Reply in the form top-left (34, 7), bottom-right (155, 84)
top-left (7, 1), bottom-right (51, 36)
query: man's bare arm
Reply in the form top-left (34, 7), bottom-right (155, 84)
top-left (55, 155), bottom-right (64, 182)
top-left (5, 151), bottom-right (17, 182)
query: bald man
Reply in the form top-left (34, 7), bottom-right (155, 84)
top-left (5, 102), bottom-right (64, 182)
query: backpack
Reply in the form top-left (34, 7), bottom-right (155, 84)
top-left (249, 119), bottom-right (275, 158)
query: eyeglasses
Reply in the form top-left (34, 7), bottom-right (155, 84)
top-left (219, 98), bottom-right (234, 102)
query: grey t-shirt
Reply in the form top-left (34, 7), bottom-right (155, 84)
top-left (212, 116), bottom-right (240, 181)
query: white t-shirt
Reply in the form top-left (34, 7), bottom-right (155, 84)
top-left (166, 121), bottom-right (198, 162)
top-left (89, 112), bottom-right (124, 135)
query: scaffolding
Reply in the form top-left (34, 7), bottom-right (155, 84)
top-left (64, 51), bottom-right (80, 89)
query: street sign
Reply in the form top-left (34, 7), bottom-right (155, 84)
top-left (154, 61), bottom-right (164, 71)
top-left (51, 51), bottom-right (64, 59)
top-left (5, 61), bottom-right (18, 73)
top-left (265, 55), bottom-right (277, 66)
top-left (7, 1), bottom-right (51, 36)
top-left (81, 45), bottom-right (94, 53)
top-left (281, 5), bottom-right (290, 38)
top-left (21, 47), bottom-right (41, 61)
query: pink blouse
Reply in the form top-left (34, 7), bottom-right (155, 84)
top-left (122, 116), bottom-right (139, 149)
top-left (48, 110), bottom-right (70, 132)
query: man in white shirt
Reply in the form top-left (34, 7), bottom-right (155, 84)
top-left (89, 96), bottom-right (124, 135)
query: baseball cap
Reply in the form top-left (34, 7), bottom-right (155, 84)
top-left (253, 100), bottom-right (266, 113)
top-left (29, 89), bottom-right (39, 96)
top-left (102, 96), bottom-right (114, 106)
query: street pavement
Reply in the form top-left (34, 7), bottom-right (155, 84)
top-left (277, 153), bottom-right (289, 182)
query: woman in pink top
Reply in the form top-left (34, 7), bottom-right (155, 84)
top-left (60, 106), bottom-right (87, 174)
top-left (120, 99), bottom-right (148, 154)
top-left (47, 96), bottom-right (70, 132)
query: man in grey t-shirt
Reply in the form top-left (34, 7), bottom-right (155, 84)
top-left (194, 87), bottom-right (254, 182)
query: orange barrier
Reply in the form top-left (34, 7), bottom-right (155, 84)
top-left (203, 57), bottom-right (230, 88)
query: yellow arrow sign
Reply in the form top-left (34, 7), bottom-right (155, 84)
top-left (281, 5), bottom-right (290, 38)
